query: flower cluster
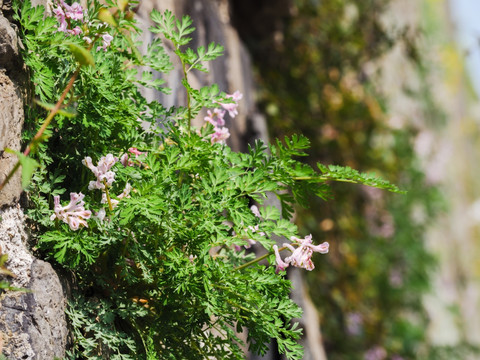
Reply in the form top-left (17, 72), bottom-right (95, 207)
top-left (50, 153), bottom-right (136, 231)
top-left (53, 0), bottom-right (84, 35)
top-left (82, 154), bottom-right (117, 190)
top-left (204, 91), bottom-right (243, 144)
top-left (83, 153), bottom-right (133, 210)
top-left (53, 0), bottom-right (113, 51)
top-left (50, 192), bottom-right (92, 231)
top-left (273, 235), bottom-right (329, 273)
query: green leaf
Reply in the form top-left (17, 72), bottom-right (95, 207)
top-left (67, 43), bottom-right (95, 67)
top-left (98, 8), bottom-right (117, 27)
top-left (4, 148), bottom-right (39, 189)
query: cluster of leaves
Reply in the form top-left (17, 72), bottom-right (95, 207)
top-left (233, 0), bottom-right (479, 358)
top-left (13, 1), bottom-right (404, 359)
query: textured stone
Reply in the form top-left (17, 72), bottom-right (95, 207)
top-left (0, 11), bottom-right (24, 207)
top-left (0, 207), bottom-right (68, 359)
top-left (0, 15), bottom-right (18, 70)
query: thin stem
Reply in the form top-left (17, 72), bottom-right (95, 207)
top-left (24, 68), bottom-right (80, 157)
top-left (0, 68), bottom-right (80, 193)
top-left (103, 180), bottom-right (114, 212)
top-left (293, 175), bottom-right (357, 184)
top-left (180, 56), bottom-right (192, 131)
top-left (235, 246), bottom-right (287, 271)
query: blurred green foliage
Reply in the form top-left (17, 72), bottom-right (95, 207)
top-left (233, 0), bottom-right (473, 358)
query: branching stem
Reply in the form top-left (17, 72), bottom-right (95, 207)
top-left (235, 246), bottom-right (288, 271)
top-left (180, 53), bottom-right (192, 132)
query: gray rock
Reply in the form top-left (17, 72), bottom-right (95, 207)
top-left (0, 13), bottom-right (23, 207)
top-left (0, 15), bottom-right (18, 70)
top-left (0, 207), bottom-right (68, 360)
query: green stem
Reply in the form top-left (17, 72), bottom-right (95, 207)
top-left (293, 175), bottom-right (357, 184)
top-left (103, 180), bottom-right (114, 212)
top-left (180, 55), bottom-right (192, 131)
top-left (235, 246), bottom-right (287, 271)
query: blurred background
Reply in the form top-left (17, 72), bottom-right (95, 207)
top-left (228, 0), bottom-right (480, 358)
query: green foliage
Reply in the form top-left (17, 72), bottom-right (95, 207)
top-left (16, 0), bottom-right (402, 359)
top-left (237, 0), bottom-right (478, 358)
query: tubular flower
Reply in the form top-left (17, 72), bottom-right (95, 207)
top-left (97, 33), bottom-right (114, 51)
top-left (219, 91), bottom-right (243, 118)
top-left (273, 234), bottom-right (329, 273)
top-left (82, 154), bottom-right (118, 190)
top-left (219, 102), bottom-right (239, 118)
top-left (273, 245), bottom-right (289, 273)
top-left (226, 90), bottom-right (243, 102)
top-left (54, 1), bottom-right (84, 34)
top-left (50, 193), bottom-right (91, 231)
top-left (63, 1), bottom-right (84, 21)
top-left (210, 126), bottom-right (230, 144)
top-left (204, 91), bottom-right (242, 144)
top-left (204, 108), bottom-right (226, 127)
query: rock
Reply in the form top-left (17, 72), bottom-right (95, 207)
top-left (0, 207), bottom-right (68, 360)
top-left (0, 12), bottom-right (23, 207)
top-left (0, 15), bottom-right (19, 71)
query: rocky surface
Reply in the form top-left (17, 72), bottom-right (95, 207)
top-left (0, 7), bottom-right (23, 207)
top-left (0, 206), bottom-right (68, 359)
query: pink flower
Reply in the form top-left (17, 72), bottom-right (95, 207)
top-left (272, 235), bottom-right (329, 273)
top-left (100, 183), bottom-right (131, 209)
top-left (273, 245), bottom-right (289, 273)
top-left (219, 102), bottom-right (238, 118)
top-left (226, 90), bottom-right (243, 102)
top-left (117, 183), bottom-right (132, 200)
top-left (128, 147), bottom-right (145, 156)
top-left (211, 126), bottom-right (230, 144)
top-left (83, 154), bottom-right (118, 190)
top-left (218, 91), bottom-right (243, 118)
top-left (97, 33), bottom-right (113, 51)
top-left (121, 148), bottom-right (146, 167)
top-left (120, 153), bottom-right (131, 167)
top-left (68, 26), bottom-right (82, 36)
top-left (101, 192), bottom-right (119, 208)
top-left (50, 193), bottom-right (91, 231)
top-left (65, 2), bottom-right (84, 21)
top-left (53, 6), bottom-right (67, 32)
top-left (204, 108), bottom-right (226, 127)
top-left (284, 235), bottom-right (329, 271)
top-left (54, 1), bottom-right (84, 34)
